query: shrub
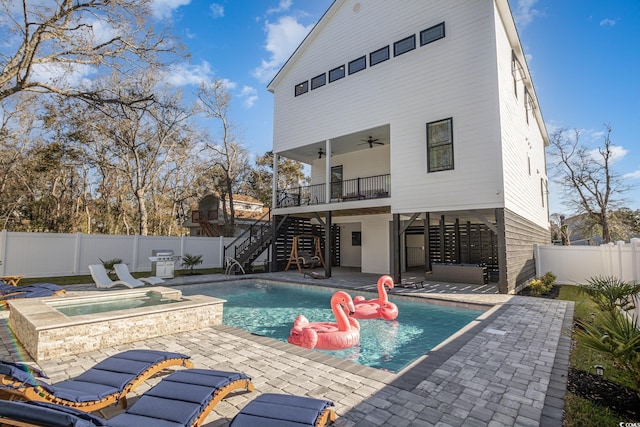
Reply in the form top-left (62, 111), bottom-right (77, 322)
top-left (528, 278), bottom-right (547, 297)
top-left (540, 271), bottom-right (556, 288)
top-left (580, 276), bottom-right (640, 313)
top-left (181, 253), bottom-right (203, 275)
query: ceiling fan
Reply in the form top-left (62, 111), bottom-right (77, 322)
top-left (318, 148), bottom-right (325, 158)
top-left (359, 136), bottom-right (384, 148)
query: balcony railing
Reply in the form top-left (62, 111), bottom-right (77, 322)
top-left (277, 174), bottom-right (390, 208)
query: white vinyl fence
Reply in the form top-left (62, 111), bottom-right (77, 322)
top-left (0, 230), bottom-right (263, 278)
top-left (535, 238), bottom-right (640, 285)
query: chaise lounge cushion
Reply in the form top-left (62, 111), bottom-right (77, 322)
top-left (229, 393), bottom-right (335, 427)
top-left (0, 400), bottom-right (105, 427)
top-left (106, 369), bottom-right (253, 427)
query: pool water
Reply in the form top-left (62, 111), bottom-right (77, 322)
top-left (52, 294), bottom-right (182, 317)
top-left (177, 280), bottom-right (485, 373)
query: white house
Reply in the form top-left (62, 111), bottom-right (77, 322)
top-left (265, 0), bottom-right (550, 293)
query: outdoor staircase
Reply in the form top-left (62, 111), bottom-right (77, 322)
top-left (225, 210), bottom-right (284, 273)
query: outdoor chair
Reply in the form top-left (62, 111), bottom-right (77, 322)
top-left (0, 282), bottom-right (65, 307)
top-left (229, 393), bottom-right (336, 427)
top-left (88, 264), bottom-right (142, 289)
top-left (0, 368), bottom-right (255, 427)
top-left (0, 349), bottom-right (194, 412)
top-left (114, 264), bottom-right (164, 287)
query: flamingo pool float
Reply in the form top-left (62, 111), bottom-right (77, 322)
top-left (352, 275), bottom-right (399, 321)
top-left (288, 290), bottom-right (360, 350)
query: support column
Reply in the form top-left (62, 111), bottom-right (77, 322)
top-left (496, 208), bottom-right (508, 294)
top-left (324, 140), bottom-right (331, 204)
top-left (271, 215), bottom-right (278, 272)
top-left (424, 212), bottom-right (431, 275)
top-left (392, 213), bottom-right (401, 283)
top-left (272, 153), bottom-right (279, 208)
top-left (324, 211), bottom-right (332, 277)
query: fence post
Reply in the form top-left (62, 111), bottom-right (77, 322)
top-left (0, 229), bottom-right (6, 275)
top-left (132, 234), bottom-right (139, 272)
top-left (73, 232), bottom-right (82, 275)
top-left (631, 238), bottom-right (640, 283)
top-left (219, 237), bottom-right (224, 268)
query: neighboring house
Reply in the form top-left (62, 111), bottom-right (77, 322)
top-left (184, 193), bottom-right (268, 237)
top-left (237, 0), bottom-right (550, 293)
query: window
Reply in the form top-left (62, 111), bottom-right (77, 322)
top-left (329, 65), bottom-right (345, 82)
top-left (426, 118), bottom-right (454, 172)
top-left (524, 88), bottom-right (531, 124)
top-left (348, 56), bottom-right (366, 74)
top-left (295, 81), bottom-right (308, 96)
top-left (311, 73), bottom-right (326, 90)
top-left (394, 35), bottom-right (416, 57)
top-left (370, 46), bottom-right (390, 66)
top-left (420, 22), bottom-right (445, 46)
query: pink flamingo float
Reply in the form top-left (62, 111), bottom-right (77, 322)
top-left (352, 275), bottom-right (399, 321)
top-left (288, 290), bottom-right (360, 350)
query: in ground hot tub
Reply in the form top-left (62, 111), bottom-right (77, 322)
top-left (8, 287), bottom-right (225, 361)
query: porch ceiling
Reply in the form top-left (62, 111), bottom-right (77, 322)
top-left (278, 124), bottom-right (390, 164)
top-left (287, 206), bottom-right (392, 219)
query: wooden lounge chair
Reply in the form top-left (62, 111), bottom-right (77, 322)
top-left (0, 349), bottom-right (194, 412)
top-left (114, 263), bottom-right (164, 287)
top-left (0, 368), bottom-right (254, 427)
top-left (229, 393), bottom-right (336, 427)
top-left (0, 282), bottom-right (65, 308)
top-left (88, 264), bottom-right (142, 289)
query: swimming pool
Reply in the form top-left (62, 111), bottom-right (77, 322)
top-left (177, 280), bottom-right (486, 373)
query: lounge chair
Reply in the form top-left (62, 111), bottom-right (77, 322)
top-left (88, 264), bottom-right (141, 289)
top-left (0, 349), bottom-right (194, 412)
top-left (0, 368), bottom-right (255, 427)
top-left (229, 393), bottom-right (336, 427)
top-left (114, 263), bottom-right (164, 287)
top-left (0, 282), bottom-right (65, 307)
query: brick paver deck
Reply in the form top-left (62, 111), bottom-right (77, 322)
top-left (0, 270), bottom-right (572, 426)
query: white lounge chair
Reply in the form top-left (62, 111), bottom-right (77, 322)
top-left (114, 263), bottom-right (164, 286)
top-left (88, 264), bottom-right (142, 289)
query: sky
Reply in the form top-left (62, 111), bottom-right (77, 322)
top-left (151, 0), bottom-right (640, 215)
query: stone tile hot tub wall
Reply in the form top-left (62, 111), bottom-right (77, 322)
top-left (8, 287), bottom-right (225, 361)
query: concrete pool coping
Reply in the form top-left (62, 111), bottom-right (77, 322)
top-left (0, 272), bottom-right (572, 426)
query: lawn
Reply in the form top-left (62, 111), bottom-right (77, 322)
top-left (557, 285), bottom-right (639, 425)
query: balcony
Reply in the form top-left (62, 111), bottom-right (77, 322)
top-left (277, 174), bottom-right (390, 208)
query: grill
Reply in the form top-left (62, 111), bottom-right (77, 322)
top-left (149, 249), bottom-right (176, 279)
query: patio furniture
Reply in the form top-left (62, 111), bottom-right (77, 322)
top-left (0, 282), bottom-right (65, 307)
top-left (0, 275), bottom-right (23, 286)
top-left (0, 349), bottom-right (194, 412)
top-left (114, 264), bottom-right (164, 287)
top-left (88, 264), bottom-right (142, 289)
top-left (0, 368), bottom-right (254, 427)
top-left (229, 393), bottom-right (336, 427)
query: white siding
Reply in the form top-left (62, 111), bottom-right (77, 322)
top-left (272, 0), bottom-right (507, 214)
top-left (311, 145), bottom-right (390, 183)
top-left (493, 3), bottom-right (549, 229)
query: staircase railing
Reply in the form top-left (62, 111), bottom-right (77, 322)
top-left (224, 209), bottom-right (273, 270)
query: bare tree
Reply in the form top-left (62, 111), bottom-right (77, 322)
top-left (197, 80), bottom-right (250, 235)
top-left (549, 124), bottom-right (630, 243)
top-left (0, 0), bottom-right (177, 105)
top-left (75, 73), bottom-right (197, 235)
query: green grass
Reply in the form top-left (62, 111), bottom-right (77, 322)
top-left (557, 284), bottom-right (639, 424)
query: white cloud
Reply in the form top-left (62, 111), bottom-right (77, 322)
top-left (209, 3), bottom-right (224, 19)
top-left (252, 16), bottom-right (314, 83)
top-left (30, 63), bottom-right (97, 89)
top-left (150, 0), bottom-right (191, 20)
top-left (588, 145), bottom-right (628, 164)
top-left (163, 61), bottom-right (214, 86)
top-left (600, 18), bottom-right (616, 26)
top-left (267, 0), bottom-right (292, 14)
top-left (513, 0), bottom-right (541, 28)
top-left (623, 170), bottom-right (640, 179)
top-left (239, 86), bottom-right (258, 108)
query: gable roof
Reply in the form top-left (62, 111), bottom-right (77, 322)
top-left (267, 0), bottom-right (548, 146)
